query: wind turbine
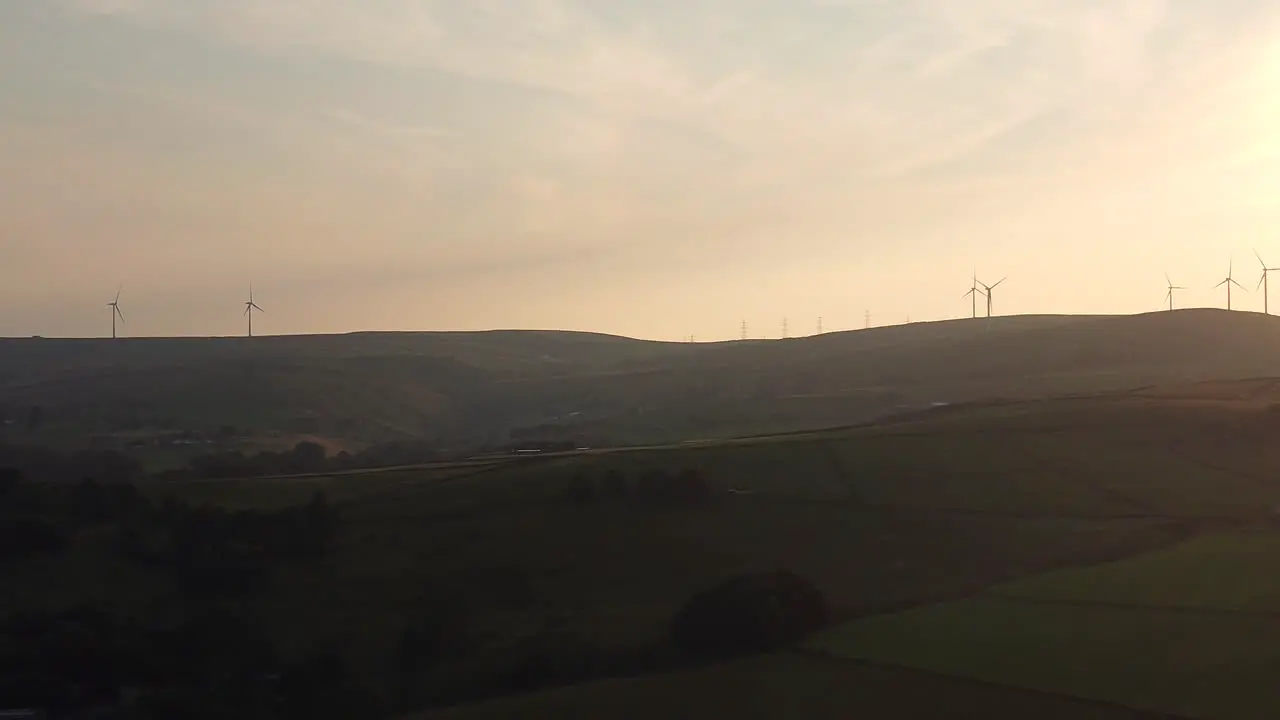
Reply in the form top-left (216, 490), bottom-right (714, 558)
top-left (1164, 273), bottom-right (1186, 312)
top-left (1214, 260), bottom-right (1247, 310)
top-left (962, 272), bottom-right (986, 319)
top-left (978, 277), bottom-right (1007, 317)
top-left (244, 284), bottom-right (264, 337)
top-left (1256, 250), bottom-right (1280, 315)
top-left (107, 286), bottom-right (125, 339)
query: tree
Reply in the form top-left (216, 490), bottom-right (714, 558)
top-left (0, 467), bottom-right (22, 498)
top-left (564, 474), bottom-right (597, 505)
top-left (670, 571), bottom-right (828, 659)
top-left (598, 470), bottom-right (630, 498)
top-left (290, 441), bottom-right (327, 473)
top-left (25, 405), bottom-right (43, 434)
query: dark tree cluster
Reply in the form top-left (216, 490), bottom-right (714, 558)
top-left (164, 439), bottom-right (453, 481)
top-left (670, 571), bottom-right (828, 659)
top-left (119, 491), bottom-right (338, 598)
top-left (174, 441), bottom-right (333, 481)
top-left (0, 473), bottom-right (146, 566)
top-left (0, 445), bottom-right (142, 485)
top-left (563, 468), bottom-right (713, 507)
top-left (0, 469), bottom-right (364, 718)
top-left (0, 466), bottom-right (338, 597)
top-left (0, 605), bottom-right (384, 719)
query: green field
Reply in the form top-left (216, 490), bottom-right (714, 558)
top-left (10, 389), bottom-right (1280, 716)
top-left (813, 530), bottom-right (1280, 719)
top-left (415, 653), bottom-right (1168, 720)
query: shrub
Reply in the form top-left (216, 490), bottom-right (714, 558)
top-left (564, 474), bottom-right (597, 505)
top-left (670, 571), bottom-right (828, 659)
top-left (598, 469), bottom-right (630, 498)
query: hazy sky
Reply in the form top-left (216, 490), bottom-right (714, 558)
top-left (5, 1), bottom-right (1280, 339)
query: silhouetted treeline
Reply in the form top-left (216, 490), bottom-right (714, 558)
top-left (0, 605), bottom-right (384, 719)
top-left (0, 444), bottom-right (142, 485)
top-left (671, 571), bottom-right (828, 659)
top-left (120, 491), bottom-right (337, 598)
top-left (563, 468), bottom-right (713, 506)
top-left (0, 472), bottom-right (145, 565)
top-left (159, 440), bottom-right (455, 481)
top-left (0, 468), bottom-right (361, 718)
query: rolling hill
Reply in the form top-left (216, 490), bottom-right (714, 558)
top-left (5, 309), bottom-right (1280, 451)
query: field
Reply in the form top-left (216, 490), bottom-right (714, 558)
top-left (812, 530), bottom-right (1280, 719)
top-left (10, 385), bottom-right (1280, 716)
top-left (415, 653), bottom-right (1172, 720)
top-left (191, 393), bottom-right (1280, 710)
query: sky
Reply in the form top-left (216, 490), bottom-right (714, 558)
top-left (5, 1), bottom-right (1280, 339)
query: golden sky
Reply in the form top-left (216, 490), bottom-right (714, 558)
top-left (4, 1), bottom-right (1280, 339)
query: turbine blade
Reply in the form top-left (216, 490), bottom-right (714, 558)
top-left (114, 286), bottom-right (122, 304)
top-left (1215, 279), bottom-right (1228, 288)
top-left (1165, 272), bottom-right (1172, 286)
top-left (244, 304), bottom-right (251, 316)
top-left (1257, 249), bottom-right (1267, 268)
top-left (115, 306), bottom-right (125, 323)
top-left (1233, 278), bottom-right (1248, 290)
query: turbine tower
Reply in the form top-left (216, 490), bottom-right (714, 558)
top-left (978, 277), bottom-right (1007, 317)
top-left (1215, 260), bottom-right (1246, 310)
top-left (1256, 250), bottom-right (1280, 315)
top-left (244, 284), bottom-right (264, 337)
top-left (1165, 273), bottom-right (1186, 311)
top-left (107, 286), bottom-right (125, 339)
top-left (962, 272), bottom-right (986, 319)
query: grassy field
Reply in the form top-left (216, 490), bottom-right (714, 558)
top-left (813, 529), bottom-right (1280, 719)
top-left (413, 653), bottom-right (1173, 720)
top-left (11, 388), bottom-right (1280, 715)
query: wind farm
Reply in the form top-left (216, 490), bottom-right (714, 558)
top-left (18, 4), bottom-right (1280, 719)
top-left (11, 265), bottom-right (1280, 720)
top-left (43, 254), bottom-right (1280, 344)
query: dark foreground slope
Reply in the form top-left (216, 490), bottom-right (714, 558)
top-left (3, 309), bottom-right (1280, 448)
top-left (7, 387), bottom-right (1275, 717)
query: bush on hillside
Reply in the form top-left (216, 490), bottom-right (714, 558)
top-left (635, 468), bottom-right (712, 506)
top-left (598, 469), bottom-right (630, 498)
top-left (563, 473), bottom-right (597, 504)
top-left (670, 570), bottom-right (828, 659)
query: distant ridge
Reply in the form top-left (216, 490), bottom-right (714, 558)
top-left (2, 310), bottom-right (1278, 449)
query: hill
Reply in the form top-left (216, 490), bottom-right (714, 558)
top-left (5, 310), bottom-right (1280, 454)
top-left (8, 385), bottom-right (1280, 715)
